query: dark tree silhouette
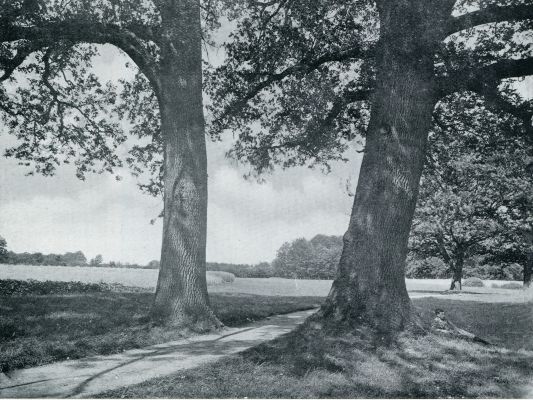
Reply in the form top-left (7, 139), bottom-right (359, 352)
top-left (207, 0), bottom-right (533, 338)
top-left (410, 93), bottom-right (532, 290)
top-left (0, 0), bottom-right (221, 329)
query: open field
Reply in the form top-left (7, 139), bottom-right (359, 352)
top-left (2, 264), bottom-right (531, 396)
top-left (0, 264), bottom-right (526, 298)
top-left (101, 297), bottom-right (533, 398)
top-left (0, 264), bottom-right (233, 287)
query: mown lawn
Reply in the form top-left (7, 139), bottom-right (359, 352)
top-left (100, 297), bottom-right (533, 399)
top-left (0, 291), bottom-right (322, 373)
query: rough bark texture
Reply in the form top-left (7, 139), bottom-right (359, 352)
top-left (524, 251), bottom-right (533, 288)
top-left (151, 0), bottom-right (221, 330)
top-left (313, 0), bottom-right (455, 340)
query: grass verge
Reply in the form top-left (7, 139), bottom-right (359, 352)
top-left (99, 298), bottom-right (533, 399)
top-left (0, 291), bottom-right (321, 373)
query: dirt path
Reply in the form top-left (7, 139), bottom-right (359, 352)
top-left (0, 309), bottom-right (316, 398)
top-left (1, 289), bottom-right (531, 398)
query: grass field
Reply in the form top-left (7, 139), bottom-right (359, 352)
top-left (1, 264), bottom-right (524, 295)
top-left (0, 264), bottom-right (234, 287)
top-left (2, 270), bottom-right (532, 397)
top-left (0, 291), bottom-right (322, 373)
top-left (101, 298), bottom-right (533, 399)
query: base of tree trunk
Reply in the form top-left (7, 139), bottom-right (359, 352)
top-left (450, 279), bottom-right (462, 290)
top-left (151, 303), bottom-right (223, 333)
top-left (303, 301), bottom-right (426, 346)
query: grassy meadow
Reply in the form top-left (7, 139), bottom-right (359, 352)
top-left (100, 298), bottom-right (533, 398)
top-left (1, 264), bottom-right (532, 398)
top-left (0, 264), bottom-right (234, 288)
top-left (0, 282), bottom-right (321, 373)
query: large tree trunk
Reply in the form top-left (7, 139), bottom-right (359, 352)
top-left (151, 0), bottom-right (221, 330)
top-left (312, 0), bottom-right (454, 340)
top-left (524, 250), bottom-right (532, 288)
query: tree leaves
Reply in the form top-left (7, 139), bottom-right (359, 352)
top-left (410, 91), bottom-right (532, 272)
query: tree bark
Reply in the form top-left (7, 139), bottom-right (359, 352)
top-left (312, 0), bottom-right (455, 340)
top-left (151, 0), bottom-right (221, 330)
top-left (450, 253), bottom-right (464, 291)
top-left (524, 250), bottom-right (532, 288)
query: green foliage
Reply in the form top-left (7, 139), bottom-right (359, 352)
top-left (272, 235), bottom-right (342, 279)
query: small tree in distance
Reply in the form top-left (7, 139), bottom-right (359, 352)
top-left (207, 0), bottom-right (533, 337)
top-left (90, 254), bottom-right (104, 266)
top-left (0, 236), bottom-right (7, 263)
top-left (410, 93), bottom-right (532, 290)
top-left (272, 235), bottom-right (343, 279)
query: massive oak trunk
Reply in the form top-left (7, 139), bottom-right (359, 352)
top-left (313, 0), bottom-right (454, 339)
top-left (151, 0), bottom-right (221, 330)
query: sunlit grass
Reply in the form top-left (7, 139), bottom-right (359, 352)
top-left (100, 298), bottom-right (533, 399)
top-left (0, 291), bottom-right (321, 373)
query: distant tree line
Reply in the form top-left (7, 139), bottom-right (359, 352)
top-left (0, 237), bottom-right (152, 269)
top-left (206, 262), bottom-right (273, 278)
top-left (271, 235), bottom-right (343, 279)
top-left (271, 234), bottom-right (527, 282)
top-left (1, 249), bottom-right (88, 266)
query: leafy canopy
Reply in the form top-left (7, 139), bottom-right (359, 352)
top-left (0, 0), bottom-right (219, 196)
top-left (206, 0), bottom-right (532, 176)
top-left (410, 91), bottom-right (532, 271)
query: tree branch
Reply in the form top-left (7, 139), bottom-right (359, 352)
top-left (447, 3), bottom-right (533, 36)
top-left (0, 42), bottom-right (44, 81)
top-left (217, 45), bottom-right (372, 123)
top-left (437, 57), bottom-right (533, 97)
top-left (0, 20), bottom-right (161, 96)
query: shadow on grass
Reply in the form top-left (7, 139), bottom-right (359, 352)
top-left (0, 292), bottom-right (322, 373)
top-left (100, 298), bottom-right (533, 399)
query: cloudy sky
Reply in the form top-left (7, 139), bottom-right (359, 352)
top-left (1, 24), bottom-right (530, 266)
top-left (0, 43), bottom-right (362, 265)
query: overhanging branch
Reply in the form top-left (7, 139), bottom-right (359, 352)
top-left (437, 56), bottom-right (533, 142)
top-left (217, 45), bottom-right (372, 124)
top-left (437, 57), bottom-right (533, 97)
top-left (447, 3), bottom-right (533, 36)
top-left (0, 20), bottom-right (161, 97)
top-left (0, 42), bottom-right (44, 81)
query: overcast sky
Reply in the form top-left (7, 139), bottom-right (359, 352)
top-left (1, 27), bottom-right (531, 265)
top-left (0, 43), bottom-right (363, 265)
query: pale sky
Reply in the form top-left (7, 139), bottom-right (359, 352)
top-left (0, 43), bottom-right (362, 265)
top-left (1, 23), bottom-right (530, 265)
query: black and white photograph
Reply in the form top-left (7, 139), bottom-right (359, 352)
top-left (0, 0), bottom-right (532, 398)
